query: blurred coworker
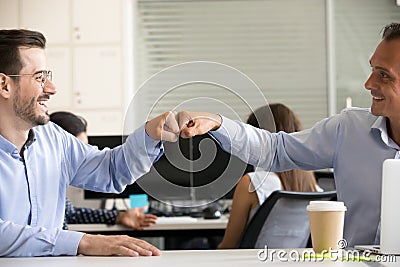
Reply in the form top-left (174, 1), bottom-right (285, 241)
top-left (217, 104), bottom-right (321, 249)
top-left (50, 111), bottom-right (157, 231)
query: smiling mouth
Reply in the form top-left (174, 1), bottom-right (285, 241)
top-left (372, 96), bottom-right (384, 101)
top-left (37, 95), bottom-right (50, 108)
top-left (38, 101), bottom-right (47, 108)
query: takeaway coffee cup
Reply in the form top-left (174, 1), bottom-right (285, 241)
top-left (307, 201), bottom-right (347, 253)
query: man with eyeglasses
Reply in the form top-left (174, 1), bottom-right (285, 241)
top-left (0, 29), bottom-right (180, 257)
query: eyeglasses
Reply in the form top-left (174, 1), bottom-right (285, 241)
top-left (7, 70), bottom-right (52, 87)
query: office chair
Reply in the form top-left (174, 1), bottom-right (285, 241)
top-left (314, 170), bottom-right (336, 191)
top-left (238, 190), bottom-right (337, 249)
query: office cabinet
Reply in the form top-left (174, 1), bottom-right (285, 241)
top-left (15, 0), bottom-right (130, 135)
top-left (20, 0), bottom-right (121, 44)
top-left (72, 0), bottom-right (121, 44)
top-left (73, 46), bottom-right (122, 109)
top-left (46, 47), bottom-right (73, 109)
top-left (20, 0), bottom-right (70, 44)
top-left (0, 0), bottom-right (19, 29)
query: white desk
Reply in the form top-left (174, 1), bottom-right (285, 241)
top-left (68, 216), bottom-right (228, 248)
top-left (1, 249), bottom-right (397, 267)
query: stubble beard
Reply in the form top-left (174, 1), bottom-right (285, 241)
top-left (13, 86), bottom-right (49, 126)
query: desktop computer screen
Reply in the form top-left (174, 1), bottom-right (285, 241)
top-left (136, 134), bottom-right (253, 204)
top-left (84, 134), bottom-right (253, 204)
top-left (84, 135), bottom-right (147, 199)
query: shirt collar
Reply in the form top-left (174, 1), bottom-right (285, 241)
top-left (25, 129), bottom-right (36, 147)
top-left (0, 134), bottom-right (18, 154)
top-left (0, 129), bottom-right (37, 154)
top-left (371, 116), bottom-right (400, 150)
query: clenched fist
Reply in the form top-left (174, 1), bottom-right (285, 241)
top-left (145, 111), bottom-right (180, 142)
top-left (178, 111), bottom-right (222, 138)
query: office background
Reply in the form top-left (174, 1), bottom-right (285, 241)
top-left (1, 0), bottom-right (400, 135)
top-left (0, 0), bottom-right (399, 208)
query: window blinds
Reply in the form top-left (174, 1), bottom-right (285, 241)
top-left (134, 0), bottom-right (328, 128)
top-left (334, 0), bottom-right (400, 111)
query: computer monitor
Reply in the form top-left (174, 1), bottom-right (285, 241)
top-left (84, 135), bottom-right (147, 199)
top-left (84, 134), bottom-right (253, 203)
top-left (135, 134), bottom-right (253, 204)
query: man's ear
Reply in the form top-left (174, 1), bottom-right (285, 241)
top-left (0, 73), bottom-right (11, 98)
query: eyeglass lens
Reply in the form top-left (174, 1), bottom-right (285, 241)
top-left (37, 70), bottom-right (52, 84)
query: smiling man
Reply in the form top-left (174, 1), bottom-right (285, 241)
top-left (0, 29), bottom-right (179, 257)
top-left (366, 33), bottom-right (400, 146)
top-left (176, 22), bottom-right (400, 247)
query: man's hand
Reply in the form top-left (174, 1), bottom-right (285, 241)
top-left (77, 234), bottom-right (161, 257)
top-left (116, 207), bottom-right (157, 230)
top-left (145, 111), bottom-right (179, 142)
top-left (178, 111), bottom-right (222, 138)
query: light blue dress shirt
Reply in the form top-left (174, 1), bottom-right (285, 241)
top-left (0, 122), bottom-right (162, 257)
top-left (210, 107), bottom-right (400, 247)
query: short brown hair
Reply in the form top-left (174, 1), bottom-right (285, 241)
top-left (0, 29), bottom-right (46, 78)
top-left (381, 22), bottom-right (400, 41)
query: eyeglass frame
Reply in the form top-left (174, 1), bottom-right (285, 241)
top-left (6, 70), bottom-right (52, 88)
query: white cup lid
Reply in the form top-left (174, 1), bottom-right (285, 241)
top-left (307, 201), bottom-right (347, 212)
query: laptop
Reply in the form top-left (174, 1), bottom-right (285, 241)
top-left (355, 159), bottom-right (400, 255)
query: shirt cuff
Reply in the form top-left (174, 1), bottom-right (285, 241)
top-left (208, 116), bottom-right (239, 153)
top-left (123, 125), bottom-right (164, 180)
top-left (53, 230), bottom-right (85, 256)
top-left (143, 126), bottom-right (164, 161)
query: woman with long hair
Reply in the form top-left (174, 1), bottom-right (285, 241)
top-left (218, 103), bottom-right (320, 249)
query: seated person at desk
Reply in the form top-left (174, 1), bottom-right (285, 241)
top-left (218, 103), bottom-right (320, 249)
top-left (0, 29), bottom-right (183, 257)
top-left (50, 111), bottom-right (158, 230)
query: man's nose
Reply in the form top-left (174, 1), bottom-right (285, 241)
top-left (43, 79), bottom-right (56, 95)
